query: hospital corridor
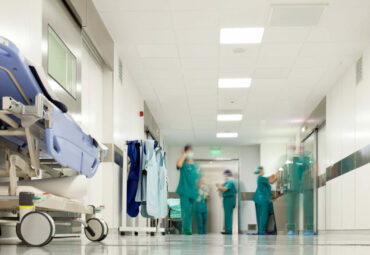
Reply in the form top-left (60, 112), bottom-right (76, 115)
top-left (1, 0), bottom-right (370, 254)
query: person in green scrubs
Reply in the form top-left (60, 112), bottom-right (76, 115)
top-left (195, 178), bottom-right (208, 234)
top-left (253, 166), bottom-right (278, 235)
top-left (176, 145), bottom-right (199, 235)
top-left (216, 169), bottom-right (236, 235)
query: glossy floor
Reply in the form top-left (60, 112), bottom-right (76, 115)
top-left (1, 231), bottom-right (370, 254)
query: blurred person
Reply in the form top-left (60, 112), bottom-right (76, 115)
top-left (216, 169), bottom-right (236, 235)
top-left (195, 177), bottom-right (209, 234)
top-left (176, 145), bottom-right (200, 235)
top-left (253, 166), bottom-right (278, 235)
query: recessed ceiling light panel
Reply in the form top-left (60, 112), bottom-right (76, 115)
top-left (218, 78), bottom-right (251, 88)
top-left (216, 132), bottom-right (239, 138)
top-left (220, 28), bottom-right (264, 44)
top-left (217, 114), bottom-right (243, 121)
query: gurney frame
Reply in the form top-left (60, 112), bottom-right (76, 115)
top-left (0, 95), bottom-right (108, 246)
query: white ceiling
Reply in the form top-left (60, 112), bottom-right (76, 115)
top-left (93, 0), bottom-right (370, 146)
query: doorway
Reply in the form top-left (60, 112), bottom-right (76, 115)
top-left (195, 159), bottom-right (239, 234)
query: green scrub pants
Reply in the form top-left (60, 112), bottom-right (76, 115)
top-left (255, 202), bottom-right (269, 234)
top-left (303, 189), bottom-right (314, 232)
top-left (223, 196), bottom-right (235, 234)
top-left (180, 196), bottom-right (195, 234)
top-left (196, 211), bottom-right (207, 234)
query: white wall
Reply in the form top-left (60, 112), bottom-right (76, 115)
top-left (0, 0), bottom-right (42, 66)
top-left (325, 45), bottom-right (370, 230)
top-left (113, 48), bottom-right (145, 151)
top-left (260, 143), bottom-right (287, 176)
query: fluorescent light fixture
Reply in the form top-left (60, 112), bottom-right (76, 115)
top-left (220, 28), bottom-right (264, 44)
top-left (217, 114), bottom-right (243, 122)
top-left (218, 78), bottom-right (251, 88)
top-left (216, 132), bottom-right (238, 138)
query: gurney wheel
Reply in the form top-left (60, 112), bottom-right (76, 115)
top-left (16, 223), bottom-right (23, 241)
top-left (84, 218), bottom-right (108, 242)
top-left (19, 212), bottom-right (55, 246)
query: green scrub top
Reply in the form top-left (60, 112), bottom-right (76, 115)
top-left (176, 162), bottom-right (199, 199)
top-left (253, 176), bottom-right (271, 205)
top-left (222, 178), bottom-right (236, 197)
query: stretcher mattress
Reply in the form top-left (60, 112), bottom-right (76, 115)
top-left (0, 36), bottom-right (104, 178)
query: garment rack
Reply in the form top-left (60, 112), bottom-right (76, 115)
top-left (119, 139), bottom-right (166, 236)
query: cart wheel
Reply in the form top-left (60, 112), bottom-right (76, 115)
top-left (16, 223), bottom-right (23, 241)
top-left (134, 231), bottom-right (138, 236)
top-left (150, 232), bottom-right (155, 236)
top-left (19, 212), bottom-right (55, 246)
top-left (84, 218), bottom-right (108, 242)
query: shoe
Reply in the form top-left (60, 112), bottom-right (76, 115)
top-left (262, 232), bottom-right (274, 235)
top-left (182, 231), bottom-right (192, 235)
top-left (304, 231), bottom-right (314, 236)
top-left (221, 232), bottom-right (232, 235)
top-left (287, 231), bottom-right (295, 236)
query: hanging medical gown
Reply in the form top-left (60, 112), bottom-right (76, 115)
top-left (126, 141), bottom-right (141, 217)
top-left (145, 145), bottom-right (168, 218)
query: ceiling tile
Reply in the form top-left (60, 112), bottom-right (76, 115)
top-left (178, 43), bottom-right (219, 58)
top-left (219, 9), bottom-right (268, 27)
top-left (220, 45), bottom-right (260, 57)
top-left (183, 67), bottom-right (218, 80)
top-left (136, 44), bottom-right (178, 58)
top-left (175, 29), bottom-right (219, 44)
top-left (257, 56), bottom-right (295, 68)
top-left (181, 58), bottom-right (219, 69)
top-left (173, 11), bottom-right (219, 29)
top-left (150, 78), bottom-right (185, 89)
top-left (253, 67), bottom-right (291, 79)
top-left (263, 27), bottom-right (311, 43)
top-left (259, 43), bottom-right (302, 57)
top-left (219, 68), bottom-right (254, 78)
top-left (133, 30), bottom-right (176, 44)
top-left (219, 57), bottom-right (256, 69)
top-left (170, 0), bottom-right (218, 11)
top-left (185, 79), bottom-right (218, 89)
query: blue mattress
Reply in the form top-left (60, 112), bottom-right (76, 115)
top-left (0, 36), bottom-right (103, 178)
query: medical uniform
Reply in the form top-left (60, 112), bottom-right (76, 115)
top-left (253, 176), bottom-right (271, 234)
top-left (176, 162), bottom-right (199, 234)
top-left (222, 178), bottom-right (236, 234)
top-left (195, 184), bottom-right (208, 234)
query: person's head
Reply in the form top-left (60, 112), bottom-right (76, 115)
top-left (184, 144), bottom-right (194, 162)
top-left (223, 169), bottom-right (232, 179)
top-left (254, 166), bottom-right (264, 176)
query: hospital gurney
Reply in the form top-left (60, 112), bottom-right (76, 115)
top-left (0, 36), bottom-right (108, 246)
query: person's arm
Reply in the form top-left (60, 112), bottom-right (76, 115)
top-left (268, 171), bottom-right (279, 184)
top-left (176, 151), bottom-right (187, 169)
top-left (216, 184), bottom-right (228, 192)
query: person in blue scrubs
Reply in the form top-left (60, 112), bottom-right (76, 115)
top-left (216, 169), bottom-right (236, 235)
top-left (195, 178), bottom-right (208, 234)
top-left (253, 166), bottom-right (278, 235)
top-left (176, 145), bottom-right (200, 235)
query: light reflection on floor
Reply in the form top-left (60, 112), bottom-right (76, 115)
top-left (1, 231), bottom-right (370, 254)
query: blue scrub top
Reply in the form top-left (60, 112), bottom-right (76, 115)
top-left (253, 176), bottom-right (271, 205)
top-left (222, 178), bottom-right (236, 198)
top-left (176, 162), bottom-right (199, 199)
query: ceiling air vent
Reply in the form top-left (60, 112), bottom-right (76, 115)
top-left (356, 57), bottom-right (363, 85)
top-left (270, 4), bottom-right (326, 27)
top-left (119, 59), bottom-right (123, 85)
